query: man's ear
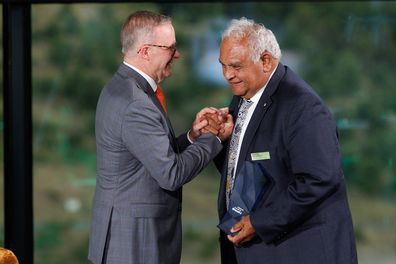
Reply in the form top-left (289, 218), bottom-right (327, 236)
top-left (137, 46), bottom-right (150, 60)
top-left (261, 52), bottom-right (273, 72)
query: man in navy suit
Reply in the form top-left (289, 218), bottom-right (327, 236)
top-left (214, 17), bottom-right (358, 263)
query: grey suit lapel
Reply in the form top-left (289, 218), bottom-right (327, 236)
top-left (117, 64), bottom-right (179, 153)
top-left (117, 64), bottom-right (164, 114)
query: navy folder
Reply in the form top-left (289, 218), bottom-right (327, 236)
top-left (218, 161), bottom-right (271, 235)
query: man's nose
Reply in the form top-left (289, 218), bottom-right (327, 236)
top-left (173, 49), bottom-right (181, 59)
top-left (223, 68), bottom-right (234, 80)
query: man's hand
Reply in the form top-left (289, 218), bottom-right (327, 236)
top-left (202, 107), bottom-right (233, 141)
top-left (189, 107), bottom-right (222, 141)
top-left (216, 107), bottom-right (233, 141)
top-left (227, 215), bottom-right (256, 246)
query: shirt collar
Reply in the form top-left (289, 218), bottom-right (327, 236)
top-left (250, 86), bottom-right (264, 104)
top-left (248, 65), bottom-right (278, 104)
top-left (123, 61), bottom-right (157, 92)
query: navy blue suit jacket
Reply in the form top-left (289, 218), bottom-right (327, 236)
top-left (216, 64), bottom-right (357, 264)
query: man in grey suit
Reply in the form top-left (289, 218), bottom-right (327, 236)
top-left (88, 11), bottom-right (230, 264)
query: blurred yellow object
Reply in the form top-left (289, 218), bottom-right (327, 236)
top-left (0, 248), bottom-right (19, 264)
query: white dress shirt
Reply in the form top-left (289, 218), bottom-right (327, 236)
top-left (232, 67), bottom-right (277, 178)
top-left (123, 61), bottom-right (157, 92)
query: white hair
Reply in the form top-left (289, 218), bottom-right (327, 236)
top-left (222, 17), bottom-right (282, 62)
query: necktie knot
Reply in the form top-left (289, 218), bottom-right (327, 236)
top-left (155, 85), bottom-right (167, 112)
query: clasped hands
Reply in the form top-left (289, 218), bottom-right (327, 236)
top-left (189, 107), bottom-right (234, 141)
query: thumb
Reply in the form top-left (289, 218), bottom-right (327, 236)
top-left (226, 114), bottom-right (233, 122)
top-left (230, 221), bottom-right (243, 233)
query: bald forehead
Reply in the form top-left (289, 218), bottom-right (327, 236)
top-left (223, 38), bottom-right (245, 52)
top-left (220, 38), bottom-right (251, 63)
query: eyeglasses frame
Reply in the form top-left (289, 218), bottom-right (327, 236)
top-left (138, 43), bottom-right (178, 56)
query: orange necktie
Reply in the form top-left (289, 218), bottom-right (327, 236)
top-left (155, 85), bottom-right (167, 112)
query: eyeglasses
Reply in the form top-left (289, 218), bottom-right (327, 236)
top-left (141, 43), bottom-right (177, 56)
top-left (145, 44), bottom-right (177, 52)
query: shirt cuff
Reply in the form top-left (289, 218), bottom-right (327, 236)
top-left (188, 130), bottom-right (222, 143)
top-left (187, 130), bottom-right (194, 143)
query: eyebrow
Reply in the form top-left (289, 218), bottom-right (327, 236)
top-left (219, 59), bottom-right (242, 68)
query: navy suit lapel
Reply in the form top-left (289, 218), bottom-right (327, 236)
top-left (235, 64), bottom-right (286, 176)
top-left (236, 96), bottom-right (272, 175)
top-left (219, 63), bottom-right (286, 217)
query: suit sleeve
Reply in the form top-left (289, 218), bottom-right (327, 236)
top-left (121, 98), bottom-right (222, 191)
top-left (176, 132), bottom-right (191, 152)
top-left (251, 94), bottom-right (343, 243)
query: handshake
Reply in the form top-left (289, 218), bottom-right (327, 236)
top-left (188, 107), bottom-right (234, 142)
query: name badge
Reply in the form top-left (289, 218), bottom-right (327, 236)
top-left (251, 152), bottom-right (270, 161)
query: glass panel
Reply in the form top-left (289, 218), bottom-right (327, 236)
top-left (31, 2), bottom-right (396, 263)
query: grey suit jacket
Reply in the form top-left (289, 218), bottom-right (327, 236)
top-left (88, 64), bottom-right (222, 264)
